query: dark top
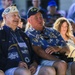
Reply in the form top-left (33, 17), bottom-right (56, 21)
top-left (46, 13), bottom-right (62, 27)
top-left (0, 25), bottom-right (38, 71)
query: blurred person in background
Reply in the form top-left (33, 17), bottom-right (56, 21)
top-left (53, 17), bottom-right (75, 75)
top-left (67, 3), bottom-right (75, 22)
top-left (18, 18), bottom-right (27, 32)
top-left (0, 0), bottom-right (13, 21)
top-left (29, 0), bottom-right (47, 21)
top-left (0, 0), bottom-right (13, 29)
top-left (68, 18), bottom-right (75, 36)
top-left (46, 0), bottom-right (62, 27)
top-left (32, 0), bottom-right (41, 9)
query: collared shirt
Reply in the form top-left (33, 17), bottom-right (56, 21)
top-left (26, 27), bottom-right (66, 50)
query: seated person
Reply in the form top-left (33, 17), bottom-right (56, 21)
top-left (53, 17), bottom-right (75, 75)
top-left (25, 7), bottom-right (70, 75)
top-left (46, 0), bottom-right (62, 27)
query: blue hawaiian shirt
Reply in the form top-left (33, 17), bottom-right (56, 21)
top-left (26, 27), bottom-right (66, 50)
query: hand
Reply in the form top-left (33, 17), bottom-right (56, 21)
top-left (18, 61), bottom-right (28, 69)
top-left (45, 47), bottom-right (56, 54)
top-left (45, 46), bottom-right (60, 54)
top-left (29, 62), bottom-right (37, 74)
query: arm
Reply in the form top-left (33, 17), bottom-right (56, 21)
top-left (58, 45), bottom-right (70, 55)
top-left (32, 45), bottom-right (60, 61)
top-left (45, 46), bottom-right (70, 55)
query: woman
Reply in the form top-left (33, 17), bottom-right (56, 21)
top-left (53, 17), bottom-right (75, 60)
top-left (53, 17), bottom-right (75, 75)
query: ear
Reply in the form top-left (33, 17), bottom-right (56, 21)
top-left (3, 15), bottom-right (6, 20)
top-left (27, 17), bottom-right (31, 23)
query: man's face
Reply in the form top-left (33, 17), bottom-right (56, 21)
top-left (49, 6), bottom-right (56, 14)
top-left (1, 0), bottom-right (12, 9)
top-left (28, 12), bottom-right (44, 31)
top-left (4, 12), bottom-right (20, 28)
top-left (32, 0), bottom-right (41, 8)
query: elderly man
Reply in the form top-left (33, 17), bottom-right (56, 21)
top-left (0, 5), bottom-right (56, 75)
top-left (25, 7), bottom-right (70, 75)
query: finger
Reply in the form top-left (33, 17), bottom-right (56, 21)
top-left (45, 48), bottom-right (50, 53)
top-left (23, 63), bottom-right (28, 69)
top-left (50, 47), bottom-right (56, 52)
top-left (29, 67), bottom-right (36, 74)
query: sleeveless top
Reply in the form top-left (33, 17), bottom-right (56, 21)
top-left (66, 39), bottom-right (75, 61)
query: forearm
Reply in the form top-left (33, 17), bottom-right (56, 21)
top-left (59, 46), bottom-right (70, 54)
top-left (33, 46), bottom-right (60, 61)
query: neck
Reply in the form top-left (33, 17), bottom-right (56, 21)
top-left (60, 32), bottom-right (68, 41)
top-left (5, 23), bottom-right (17, 31)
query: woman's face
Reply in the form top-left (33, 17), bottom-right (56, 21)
top-left (60, 22), bottom-right (68, 35)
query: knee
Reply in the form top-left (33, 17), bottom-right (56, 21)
top-left (38, 66), bottom-right (56, 75)
top-left (46, 66), bottom-right (56, 75)
top-left (53, 61), bottom-right (67, 69)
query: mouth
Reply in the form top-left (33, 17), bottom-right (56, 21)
top-left (13, 20), bottom-right (19, 23)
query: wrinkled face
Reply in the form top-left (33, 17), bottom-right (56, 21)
top-left (28, 12), bottom-right (44, 31)
top-left (1, 0), bottom-right (12, 8)
top-left (4, 12), bottom-right (20, 28)
top-left (60, 22), bottom-right (68, 35)
top-left (32, 0), bottom-right (41, 8)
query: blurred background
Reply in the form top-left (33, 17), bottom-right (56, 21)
top-left (0, 0), bottom-right (75, 20)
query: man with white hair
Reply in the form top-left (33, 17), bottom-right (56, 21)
top-left (0, 5), bottom-right (38, 75)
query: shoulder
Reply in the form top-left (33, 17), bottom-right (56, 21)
top-left (46, 27), bottom-right (59, 33)
top-left (0, 27), bottom-right (4, 33)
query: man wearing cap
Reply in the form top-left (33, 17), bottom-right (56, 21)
top-left (0, 5), bottom-right (56, 75)
top-left (25, 7), bottom-right (70, 75)
top-left (0, 5), bottom-right (37, 75)
top-left (46, 0), bottom-right (62, 27)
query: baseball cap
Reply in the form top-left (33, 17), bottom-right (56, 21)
top-left (27, 7), bottom-right (43, 18)
top-left (2, 5), bottom-right (19, 17)
top-left (48, 1), bottom-right (57, 7)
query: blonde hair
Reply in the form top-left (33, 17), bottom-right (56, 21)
top-left (25, 22), bottom-right (32, 32)
top-left (53, 17), bottom-right (73, 38)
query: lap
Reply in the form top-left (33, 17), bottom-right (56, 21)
top-left (40, 60), bottom-right (55, 66)
top-left (5, 66), bottom-right (41, 75)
